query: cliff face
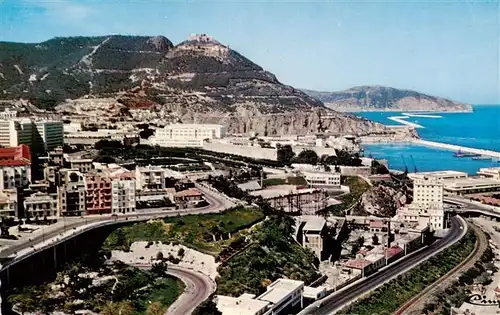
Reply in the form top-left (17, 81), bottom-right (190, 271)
top-left (303, 86), bottom-right (472, 112)
top-left (0, 34), bottom-right (386, 135)
top-left (362, 183), bottom-right (408, 217)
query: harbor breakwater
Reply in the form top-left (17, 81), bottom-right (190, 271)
top-left (361, 137), bottom-right (500, 159)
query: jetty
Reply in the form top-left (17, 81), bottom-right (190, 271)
top-left (388, 116), bottom-right (424, 128)
top-left (413, 139), bottom-right (500, 159)
top-left (401, 113), bottom-right (442, 118)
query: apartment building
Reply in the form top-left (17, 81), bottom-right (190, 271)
top-left (0, 189), bottom-right (18, 218)
top-left (396, 177), bottom-right (445, 231)
top-left (24, 192), bottom-right (58, 218)
top-left (302, 171), bottom-right (341, 189)
top-left (110, 173), bottom-right (136, 214)
top-left (58, 169), bottom-right (86, 216)
top-left (413, 177), bottom-right (444, 208)
top-left (0, 145), bottom-right (32, 189)
top-left (70, 158), bottom-right (94, 174)
top-left (135, 166), bottom-right (167, 190)
top-left (151, 123), bottom-right (226, 147)
top-left (297, 216), bottom-right (328, 260)
top-left (84, 174), bottom-right (112, 215)
top-left (0, 119), bottom-right (63, 152)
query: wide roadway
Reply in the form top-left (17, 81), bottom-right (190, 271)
top-left (300, 215), bottom-right (467, 315)
top-left (0, 187), bottom-right (226, 262)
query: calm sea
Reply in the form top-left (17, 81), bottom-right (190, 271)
top-left (355, 105), bottom-right (500, 174)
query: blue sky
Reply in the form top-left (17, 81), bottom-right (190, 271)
top-left (0, 0), bottom-right (499, 104)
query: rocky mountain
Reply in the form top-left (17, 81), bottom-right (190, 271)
top-left (303, 86), bottom-right (472, 112)
top-left (0, 34), bottom-right (387, 135)
top-left (362, 183), bottom-right (408, 217)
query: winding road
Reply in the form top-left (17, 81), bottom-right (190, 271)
top-left (132, 264), bottom-right (215, 315)
top-left (299, 215), bottom-right (468, 315)
top-left (0, 186), bottom-right (227, 266)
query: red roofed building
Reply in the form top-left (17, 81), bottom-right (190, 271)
top-left (0, 145), bottom-right (32, 189)
top-left (0, 144), bottom-right (31, 162)
top-left (174, 188), bottom-right (203, 203)
top-left (385, 245), bottom-right (404, 264)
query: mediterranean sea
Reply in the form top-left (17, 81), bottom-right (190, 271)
top-left (355, 105), bottom-right (500, 175)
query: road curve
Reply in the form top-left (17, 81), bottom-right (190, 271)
top-left (131, 264), bottom-right (215, 315)
top-left (299, 215), bottom-right (467, 315)
top-left (166, 267), bottom-right (215, 315)
top-left (0, 186), bottom-right (227, 265)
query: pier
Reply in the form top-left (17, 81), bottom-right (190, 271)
top-left (388, 116), bottom-right (424, 128)
top-left (412, 139), bottom-right (500, 159)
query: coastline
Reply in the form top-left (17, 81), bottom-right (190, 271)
top-left (343, 109), bottom-right (473, 114)
top-left (361, 137), bottom-right (500, 159)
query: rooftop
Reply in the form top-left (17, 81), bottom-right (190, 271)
top-left (344, 258), bottom-right (371, 270)
top-left (216, 295), bottom-right (270, 315)
top-left (443, 177), bottom-right (500, 189)
top-left (302, 216), bottom-right (326, 232)
top-left (175, 188), bottom-right (202, 197)
top-left (257, 279), bottom-right (304, 304)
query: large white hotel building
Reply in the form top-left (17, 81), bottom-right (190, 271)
top-left (150, 123), bottom-right (226, 147)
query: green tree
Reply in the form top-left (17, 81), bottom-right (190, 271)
top-left (151, 261), bottom-right (168, 277)
top-left (295, 149), bottom-right (319, 165)
top-left (192, 300), bottom-right (222, 315)
top-left (276, 144), bottom-right (295, 165)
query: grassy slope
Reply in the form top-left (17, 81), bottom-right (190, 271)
top-left (216, 216), bottom-right (319, 296)
top-left (104, 207), bottom-right (265, 255)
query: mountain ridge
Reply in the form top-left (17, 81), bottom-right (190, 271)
top-left (0, 34), bottom-right (389, 135)
top-left (302, 85), bottom-right (473, 112)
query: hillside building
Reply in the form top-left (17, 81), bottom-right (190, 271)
top-left (151, 123), bottom-right (226, 147)
top-left (0, 189), bottom-right (18, 218)
top-left (302, 171), bottom-right (341, 189)
top-left (0, 119), bottom-right (63, 152)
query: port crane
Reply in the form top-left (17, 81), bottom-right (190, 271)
top-left (410, 155), bottom-right (418, 173)
top-left (400, 155), bottom-right (409, 174)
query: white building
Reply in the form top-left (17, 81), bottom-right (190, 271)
top-left (478, 167), bottom-right (500, 179)
top-left (413, 177), bottom-right (444, 208)
top-left (302, 171), bottom-right (341, 189)
top-left (396, 177), bottom-right (445, 231)
top-left (0, 189), bottom-right (18, 218)
top-left (442, 177), bottom-right (500, 194)
top-left (111, 176), bottom-right (136, 214)
top-left (135, 166), bottom-right (167, 190)
top-left (216, 294), bottom-right (271, 315)
top-left (408, 170), bottom-right (468, 181)
top-left (0, 108), bottom-right (18, 119)
top-left (151, 123), bottom-right (226, 147)
top-left (0, 164), bottom-right (31, 189)
top-left (24, 192), bottom-right (59, 218)
top-left (0, 119), bottom-right (63, 151)
top-left (256, 279), bottom-right (304, 314)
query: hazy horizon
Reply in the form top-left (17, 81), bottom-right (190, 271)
top-left (0, 0), bottom-right (499, 104)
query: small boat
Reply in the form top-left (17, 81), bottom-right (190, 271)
top-left (453, 150), bottom-right (481, 158)
top-left (472, 156), bottom-right (492, 161)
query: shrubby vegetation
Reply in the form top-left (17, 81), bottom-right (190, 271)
top-left (217, 215), bottom-right (320, 296)
top-left (422, 235), bottom-right (496, 314)
top-left (103, 206), bottom-right (265, 255)
top-left (319, 176), bottom-right (371, 216)
top-left (7, 261), bottom-right (183, 315)
top-left (339, 229), bottom-right (477, 315)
